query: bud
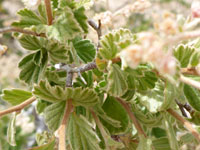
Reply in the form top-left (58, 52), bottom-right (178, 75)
top-left (22, 0), bottom-right (41, 10)
top-left (191, 0), bottom-right (200, 18)
top-left (0, 44), bottom-right (8, 56)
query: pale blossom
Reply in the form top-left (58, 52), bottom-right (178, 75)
top-left (22, 0), bottom-right (41, 10)
top-left (191, 0), bottom-right (200, 18)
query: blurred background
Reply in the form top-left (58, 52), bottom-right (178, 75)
top-left (0, 0), bottom-right (196, 149)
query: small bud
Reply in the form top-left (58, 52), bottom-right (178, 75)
top-left (0, 44), bottom-right (8, 56)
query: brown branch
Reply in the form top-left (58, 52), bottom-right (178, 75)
top-left (0, 96), bottom-right (36, 118)
top-left (175, 99), bottom-right (188, 118)
top-left (58, 99), bottom-right (73, 150)
top-left (44, 0), bottom-right (53, 25)
top-left (167, 108), bottom-right (200, 142)
top-left (116, 98), bottom-right (147, 137)
top-left (91, 110), bottom-right (109, 149)
top-left (0, 27), bottom-right (46, 37)
top-left (181, 68), bottom-right (199, 76)
top-left (180, 75), bottom-right (200, 90)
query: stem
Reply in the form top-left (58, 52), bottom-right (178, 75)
top-left (66, 72), bottom-right (74, 87)
top-left (0, 96), bottom-right (36, 118)
top-left (180, 75), bottom-right (200, 90)
top-left (167, 108), bottom-right (200, 142)
top-left (0, 27), bottom-right (46, 37)
top-left (44, 0), bottom-right (53, 25)
top-left (166, 30), bottom-right (200, 45)
top-left (175, 99), bottom-right (188, 118)
top-left (181, 68), bottom-right (199, 76)
top-left (58, 99), bottom-right (73, 150)
top-left (90, 110), bottom-right (109, 149)
top-left (116, 98), bottom-right (147, 137)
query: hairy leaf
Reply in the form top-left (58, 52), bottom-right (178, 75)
top-left (99, 28), bottom-right (133, 60)
top-left (107, 64), bottom-right (128, 97)
top-left (29, 137), bottom-right (56, 150)
top-left (44, 101), bottom-right (66, 131)
top-left (47, 7), bottom-right (83, 42)
top-left (12, 9), bottom-right (43, 28)
top-left (1, 89), bottom-right (32, 105)
top-left (7, 113), bottom-right (16, 146)
top-left (137, 135), bottom-right (152, 150)
top-left (174, 44), bottom-right (200, 67)
top-left (18, 35), bottom-right (45, 51)
top-left (47, 42), bottom-right (70, 63)
top-left (18, 51), bottom-right (48, 85)
top-left (152, 137), bottom-right (171, 150)
top-left (100, 96), bottom-right (130, 134)
top-left (74, 7), bottom-right (88, 33)
top-left (34, 80), bottom-right (99, 106)
top-left (67, 114), bottom-right (101, 150)
top-left (73, 38), bottom-right (96, 63)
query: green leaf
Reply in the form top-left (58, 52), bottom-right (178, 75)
top-left (73, 71), bottom-right (93, 88)
top-left (47, 42), bottom-right (70, 63)
top-left (183, 84), bottom-right (200, 112)
top-left (107, 64), bottom-right (128, 97)
top-left (38, 4), bottom-right (47, 24)
top-left (163, 114), bottom-right (179, 150)
top-left (99, 28), bottom-right (133, 60)
top-left (44, 101), bottom-right (66, 131)
top-left (74, 7), bottom-right (88, 33)
top-left (67, 114), bottom-right (101, 150)
top-left (174, 44), bottom-right (200, 67)
top-left (1, 89), bottom-right (32, 105)
top-left (18, 51), bottom-right (48, 85)
top-left (137, 135), bottom-right (152, 150)
top-left (7, 113), bottom-right (16, 146)
top-left (29, 137), bottom-right (56, 150)
top-left (34, 80), bottom-right (99, 106)
top-left (73, 38), bottom-right (96, 63)
top-left (45, 70), bottom-right (66, 85)
top-left (18, 35), bottom-right (44, 51)
top-left (152, 137), bottom-right (171, 150)
top-left (137, 80), bottom-right (176, 113)
top-left (12, 9), bottom-right (43, 28)
top-left (100, 96), bottom-right (130, 134)
top-left (36, 100), bottom-right (50, 114)
top-left (46, 7), bottom-right (83, 42)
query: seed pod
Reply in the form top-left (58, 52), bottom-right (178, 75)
top-left (184, 84), bottom-right (200, 112)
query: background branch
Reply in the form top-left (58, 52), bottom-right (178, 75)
top-left (0, 96), bottom-right (36, 118)
top-left (167, 108), bottom-right (200, 142)
top-left (0, 27), bottom-right (46, 37)
top-left (180, 75), bottom-right (200, 90)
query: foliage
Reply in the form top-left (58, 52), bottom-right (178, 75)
top-left (1, 0), bottom-right (200, 150)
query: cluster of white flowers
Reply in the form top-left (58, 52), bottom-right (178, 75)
top-left (22, 0), bottom-right (41, 10)
top-left (94, 0), bottom-right (151, 27)
top-left (154, 11), bottom-right (179, 35)
top-left (120, 32), bottom-right (177, 75)
top-left (191, 0), bottom-right (200, 18)
top-left (16, 113), bottom-right (35, 135)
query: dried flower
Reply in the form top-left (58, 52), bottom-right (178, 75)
top-left (0, 44), bottom-right (8, 56)
top-left (22, 0), bottom-right (41, 10)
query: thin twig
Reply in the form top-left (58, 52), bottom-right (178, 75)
top-left (88, 19), bottom-right (102, 50)
top-left (66, 72), bottom-right (74, 87)
top-left (0, 27), bottom-right (46, 37)
top-left (181, 68), bottom-right (199, 76)
top-left (44, 0), bottom-right (53, 25)
top-left (90, 110), bottom-right (109, 149)
top-left (116, 98), bottom-right (147, 137)
top-left (167, 108), bottom-right (200, 142)
top-left (166, 30), bottom-right (200, 45)
top-left (180, 75), bottom-right (200, 90)
top-left (0, 96), bottom-right (36, 118)
top-left (58, 99), bottom-right (73, 150)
